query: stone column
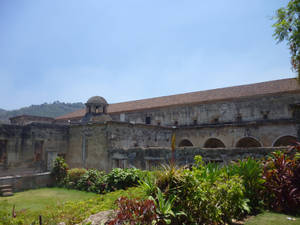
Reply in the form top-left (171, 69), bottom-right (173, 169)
top-left (290, 104), bottom-right (300, 140)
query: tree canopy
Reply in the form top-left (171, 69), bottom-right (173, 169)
top-left (273, 0), bottom-right (300, 79)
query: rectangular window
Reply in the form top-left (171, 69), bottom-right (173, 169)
top-left (145, 116), bottom-right (151, 125)
top-left (236, 113), bottom-right (242, 122)
top-left (120, 113), bottom-right (125, 122)
top-left (113, 159), bottom-right (127, 169)
top-left (34, 140), bottom-right (44, 161)
top-left (0, 140), bottom-right (7, 166)
top-left (193, 119), bottom-right (197, 125)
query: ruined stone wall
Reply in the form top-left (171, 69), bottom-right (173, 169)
top-left (66, 122), bottom-right (173, 171)
top-left (106, 122), bottom-right (172, 149)
top-left (66, 120), bottom-right (297, 172)
top-left (174, 121), bottom-right (297, 148)
top-left (110, 93), bottom-right (299, 126)
top-left (66, 123), bottom-right (109, 171)
top-left (0, 172), bottom-right (54, 192)
top-left (0, 123), bottom-right (68, 176)
top-left (108, 147), bottom-right (284, 170)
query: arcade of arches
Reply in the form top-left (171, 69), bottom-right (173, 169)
top-left (273, 135), bottom-right (297, 147)
top-left (178, 135), bottom-right (298, 148)
top-left (178, 139), bottom-right (193, 147)
top-left (204, 138), bottom-right (225, 148)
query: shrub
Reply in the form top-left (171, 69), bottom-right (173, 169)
top-left (66, 168), bottom-right (87, 188)
top-left (226, 158), bottom-right (265, 213)
top-left (155, 164), bottom-right (184, 196)
top-left (106, 197), bottom-right (158, 225)
top-left (181, 169), bottom-right (249, 224)
top-left (106, 168), bottom-right (141, 191)
top-left (77, 169), bottom-right (105, 192)
top-left (263, 150), bottom-right (300, 214)
top-left (144, 156), bottom-right (250, 224)
top-left (51, 157), bottom-right (68, 185)
top-left (139, 172), bottom-right (157, 197)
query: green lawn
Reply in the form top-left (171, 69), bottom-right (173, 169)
top-left (0, 187), bottom-right (98, 212)
top-left (0, 187), bottom-right (145, 225)
top-left (245, 212), bottom-right (300, 225)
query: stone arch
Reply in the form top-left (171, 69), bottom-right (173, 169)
top-left (273, 135), bottom-right (297, 147)
top-left (178, 139), bottom-right (193, 147)
top-left (204, 138), bottom-right (225, 148)
top-left (236, 137), bottom-right (262, 148)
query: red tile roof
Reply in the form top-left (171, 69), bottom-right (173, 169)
top-left (55, 78), bottom-right (300, 121)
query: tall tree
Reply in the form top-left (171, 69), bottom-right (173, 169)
top-left (273, 0), bottom-right (300, 80)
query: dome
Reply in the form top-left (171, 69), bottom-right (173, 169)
top-left (86, 96), bottom-right (108, 106)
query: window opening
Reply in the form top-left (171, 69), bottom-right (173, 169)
top-left (145, 116), bottom-right (151, 125)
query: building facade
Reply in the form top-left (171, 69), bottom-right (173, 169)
top-left (1, 78), bottom-right (300, 176)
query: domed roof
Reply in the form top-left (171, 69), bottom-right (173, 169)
top-left (86, 96), bottom-right (108, 105)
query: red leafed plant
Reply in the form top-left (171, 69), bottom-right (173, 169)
top-left (105, 197), bottom-right (158, 225)
top-left (263, 145), bottom-right (300, 214)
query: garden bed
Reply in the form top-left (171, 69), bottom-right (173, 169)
top-left (0, 187), bottom-right (145, 224)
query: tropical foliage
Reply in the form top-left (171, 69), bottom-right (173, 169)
top-left (273, 0), bottom-right (300, 79)
top-left (50, 148), bottom-right (300, 224)
top-left (263, 149), bottom-right (300, 214)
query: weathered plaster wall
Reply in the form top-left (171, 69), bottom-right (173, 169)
top-left (0, 123), bottom-right (68, 176)
top-left (111, 93), bottom-right (299, 127)
top-left (66, 123), bottom-right (109, 171)
top-left (66, 122), bottom-right (173, 171)
top-left (106, 122), bottom-right (172, 149)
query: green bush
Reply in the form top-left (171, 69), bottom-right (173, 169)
top-left (182, 174), bottom-right (248, 224)
top-left (51, 157), bottom-right (68, 185)
top-left (77, 169), bottom-right (105, 192)
top-left (66, 168), bottom-right (87, 188)
top-left (177, 157), bottom-right (249, 224)
top-left (106, 168), bottom-right (141, 191)
top-left (140, 156), bottom-right (251, 224)
top-left (56, 167), bottom-right (144, 194)
top-left (226, 158), bottom-right (265, 213)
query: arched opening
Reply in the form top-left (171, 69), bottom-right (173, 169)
top-left (178, 139), bottom-right (193, 147)
top-left (236, 137), bottom-right (262, 148)
top-left (273, 135), bottom-right (297, 147)
top-left (204, 138), bottom-right (225, 148)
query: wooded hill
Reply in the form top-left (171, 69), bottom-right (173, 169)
top-left (0, 101), bottom-right (84, 123)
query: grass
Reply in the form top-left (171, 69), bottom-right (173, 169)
top-left (245, 212), bottom-right (300, 225)
top-left (0, 187), bottom-right (98, 212)
top-left (0, 187), bottom-right (146, 225)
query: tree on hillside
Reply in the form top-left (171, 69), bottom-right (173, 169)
top-left (273, 0), bottom-right (300, 80)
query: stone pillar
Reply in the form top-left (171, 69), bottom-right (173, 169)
top-left (290, 104), bottom-right (300, 140)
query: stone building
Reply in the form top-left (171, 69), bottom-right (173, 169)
top-left (1, 78), bottom-right (300, 176)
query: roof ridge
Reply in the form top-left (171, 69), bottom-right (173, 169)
top-left (110, 78), bottom-right (297, 105)
top-left (56, 78), bottom-right (299, 120)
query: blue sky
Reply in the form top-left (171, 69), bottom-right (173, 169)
top-left (0, 0), bottom-right (294, 110)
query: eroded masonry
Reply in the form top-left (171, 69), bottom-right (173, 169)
top-left (1, 78), bottom-right (300, 176)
